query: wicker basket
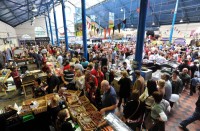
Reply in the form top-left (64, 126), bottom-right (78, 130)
top-left (79, 95), bottom-right (90, 104)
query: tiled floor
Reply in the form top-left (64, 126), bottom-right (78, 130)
top-left (166, 90), bottom-right (200, 131)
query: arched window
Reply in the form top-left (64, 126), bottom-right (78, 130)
top-left (35, 27), bottom-right (45, 37)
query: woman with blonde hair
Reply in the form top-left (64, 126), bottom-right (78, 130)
top-left (118, 70), bottom-right (132, 107)
top-left (73, 69), bottom-right (85, 91)
top-left (157, 79), bottom-right (166, 96)
top-left (56, 109), bottom-right (74, 131)
top-left (47, 94), bottom-right (62, 125)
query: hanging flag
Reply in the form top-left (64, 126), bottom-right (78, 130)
top-left (113, 26), bottom-right (115, 35)
top-left (108, 28), bottom-right (111, 36)
top-left (122, 19), bottom-right (126, 30)
top-left (96, 28), bottom-right (99, 34)
top-left (74, 7), bottom-right (82, 36)
top-left (104, 29), bottom-right (107, 39)
top-left (88, 23), bottom-right (91, 29)
top-left (109, 12), bottom-right (114, 28)
top-left (117, 24), bottom-right (121, 33)
top-left (100, 28), bottom-right (103, 36)
top-left (136, 8), bottom-right (140, 13)
top-left (91, 25), bottom-right (94, 30)
top-left (94, 26), bottom-right (96, 32)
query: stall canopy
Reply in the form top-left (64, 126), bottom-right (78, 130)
top-left (173, 38), bottom-right (186, 46)
top-left (1, 0), bottom-right (200, 28)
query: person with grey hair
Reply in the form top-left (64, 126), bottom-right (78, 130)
top-left (100, 80), bottom-right (117, 115)
top-left (161, 73), bottom-right (172, 101)
top-left (179, 68), bottom-right (191, 91)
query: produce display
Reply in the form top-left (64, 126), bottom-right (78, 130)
top-left (19, 105), bottom-right (32, 116)
top-left (83, 103), bottom-right (97, 112)
top-left (77, 114), bottom-right (97, 131)
top-left (100, 125), bottom-right (114, 131)
top-left (68, 105), bottom-right (86, 118)
top-left (22, 96), bottom-right (47, 115)
top-left (67, 95), bottom-right (79, 105)
top-left (88, 111), bottom-right (103, 126)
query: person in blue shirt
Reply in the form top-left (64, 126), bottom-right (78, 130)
top-left (190, 75), bottom-right (200, 96)
top-left (100, 80), bottom-right (117, 115)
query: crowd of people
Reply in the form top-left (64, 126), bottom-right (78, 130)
top-left (0, 40), bottom-right (200, 131)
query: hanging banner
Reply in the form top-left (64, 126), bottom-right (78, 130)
top-left (104, 29), bottom-right (107, 39)
top-left (109, 12), bottom-right (114, 28)
top-left (74, 7), bottom-right (82, 36)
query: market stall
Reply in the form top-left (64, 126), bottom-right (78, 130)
top-left (0, 69), bottom-right (11, 95)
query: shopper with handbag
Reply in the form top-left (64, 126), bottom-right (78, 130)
top-left (122, 90), bottom-right (145, 130)
top-left (145, 91), bottom-right (170, 131)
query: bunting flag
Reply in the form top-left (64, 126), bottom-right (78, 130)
top-left (117, 24), bottom-right (121, 33)
top-left (113, 26), bottom-right (115, 35)
top-left (104, 29), bottom-right (107, 39)
top-left (100, 28), bottom-right (103, 36)
top-left (108, 28), bottom-right (111, 36)
top-left (96, 28), bottom-right (99, 34)
top-left (88, 23), bottom-right (91, 29)
top-left (122, 19), bottom-right (126, 30)
top-left (94, 26), bottom-right (96, 32)
top-left (109, 12), bottom-right (115, 28)
top-left (136, 8), bottom-right (140, 13)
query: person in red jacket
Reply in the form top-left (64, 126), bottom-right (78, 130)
top-left (91, 63), bottom-right (104, 88)
top-left (85, 70), bottom-right (98, 94)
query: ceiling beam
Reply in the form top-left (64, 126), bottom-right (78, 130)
top-left (27, 0), bottom-right (29, 19)
top-left (149, 4), bottom-right (160, 26)
top-left (180, 0), bottom-right (190, 22)
top-left (6, 11), bottom-right (27, 23)
top-left (152, 4), bottom-right (200, 14)
top-left (13, 10), bottom-right (46, 27)
top-left (2, 0), bottom-right (20, 23)
top-left (37, 0), bottom-right (44, 16)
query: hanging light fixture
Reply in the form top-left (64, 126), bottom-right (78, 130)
top-left (32, 4), bottom-right (38, 12)
top-left (180, 19), bottom-right (183, 23)
top-left (152, 22), bottom-right (155, 25)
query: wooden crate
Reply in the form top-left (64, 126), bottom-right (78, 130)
top-left (79, 95), bottom-right (90, 104)
top-left (68, 105), bottom-right (86, 122)
top-left (66, 95), bottom-right (79, 105)
top-left (75, 90), bottom-right (82, 97)
top-left (45, 93), bottom-right (58, 101)
top-left (18, 105), bottom-right (33, 117)
top-left (88, 111), bottom-right (103, 126)
top-left (77, 115), bottom-right (97, 131)
top-left (83, 103), bottom-right (97, 112)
